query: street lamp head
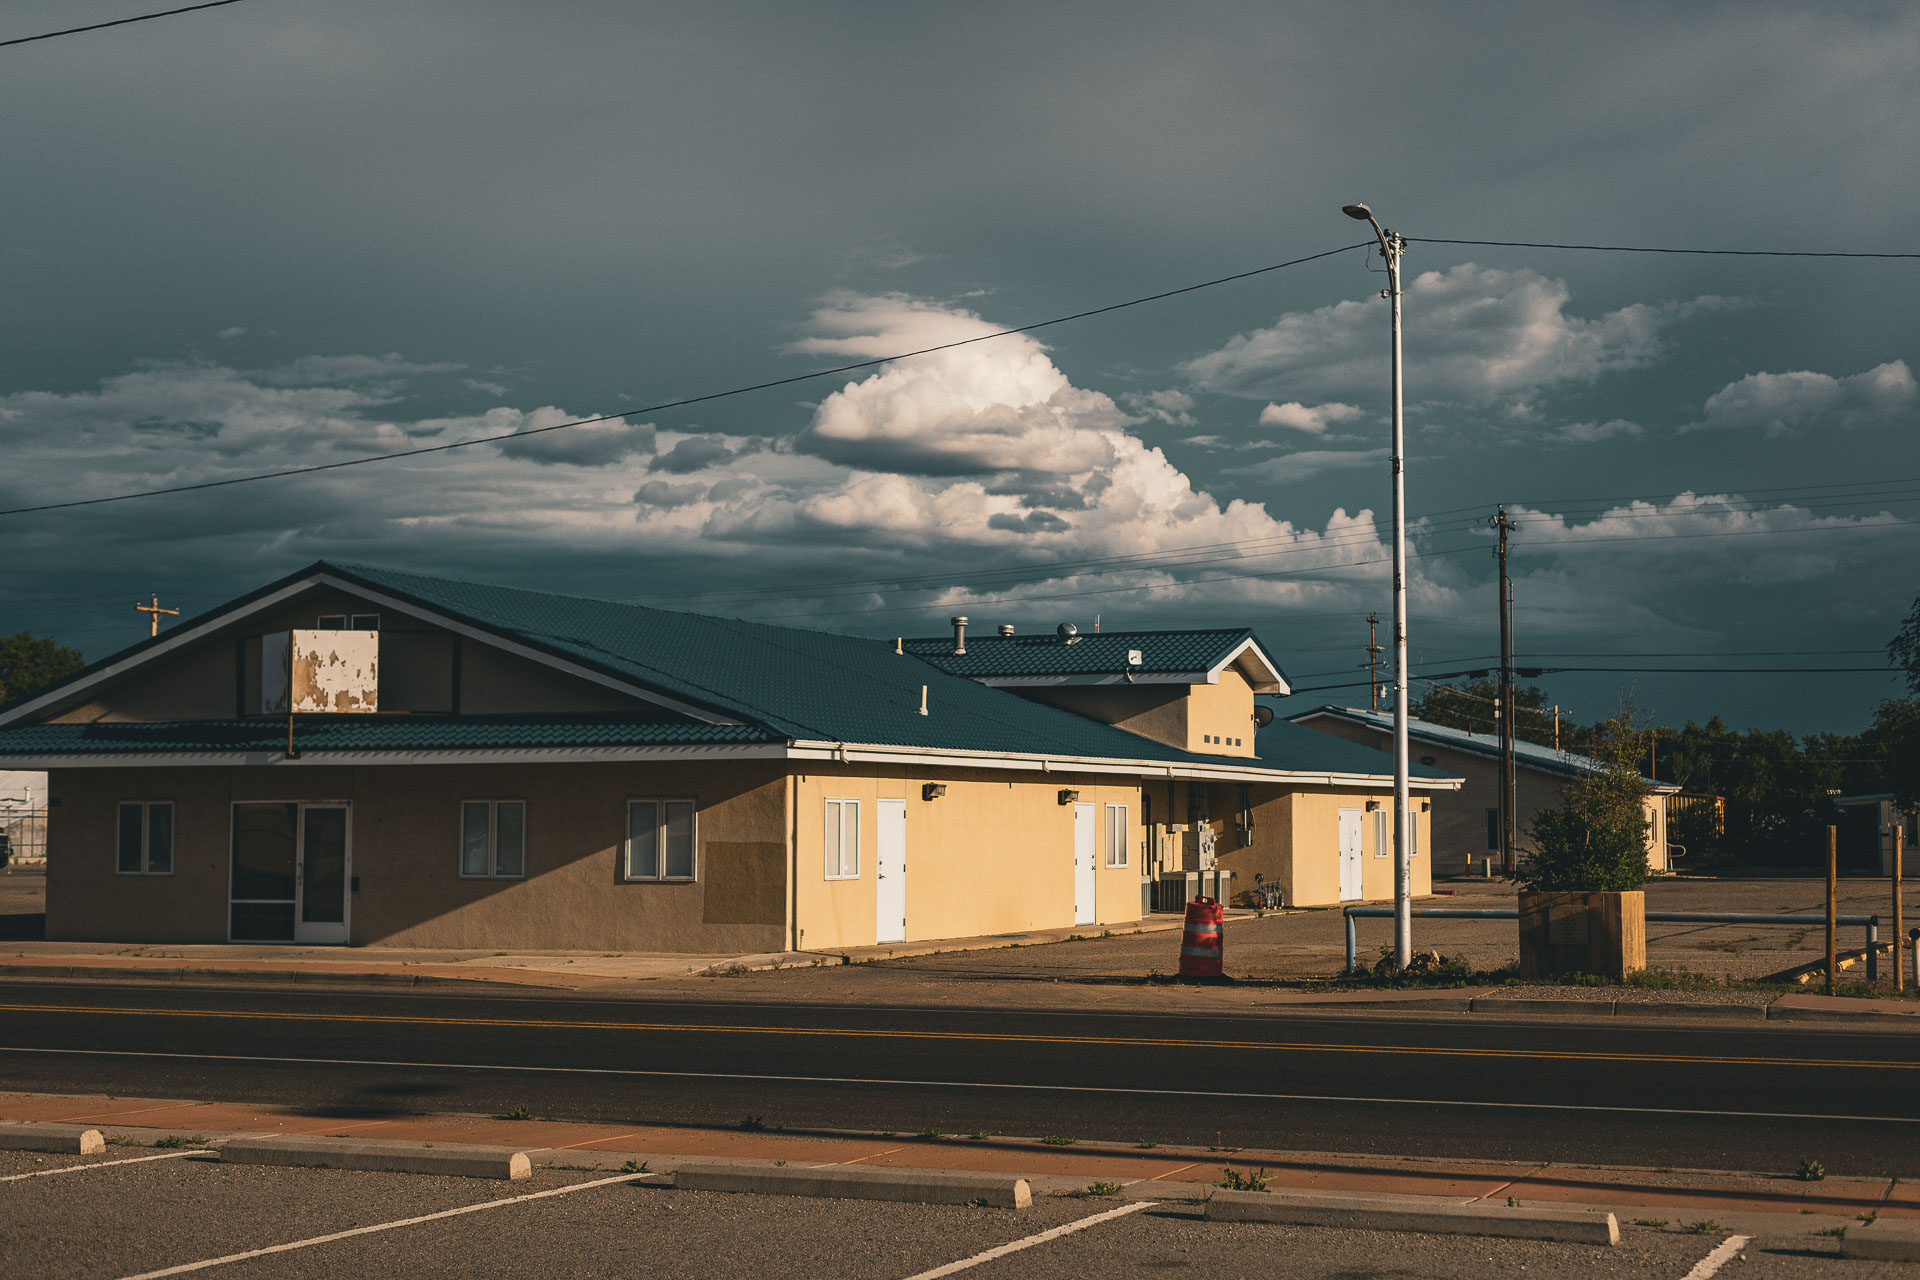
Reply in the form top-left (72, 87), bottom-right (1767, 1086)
top-left (1341, 203), bottom-right (1374, 221)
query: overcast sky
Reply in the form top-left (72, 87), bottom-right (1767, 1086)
top-left (2, 0), bottom-right (1916, 735)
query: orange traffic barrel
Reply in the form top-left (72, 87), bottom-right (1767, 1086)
top-left (1179, 896), bottom-right (1224, 978)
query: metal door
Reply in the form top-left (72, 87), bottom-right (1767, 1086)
top-left (296, 804), bottom-right (351, 944)
top-left (875, 798), bottom-right (907, 944)
top-left (230, 801), bottom-right (351, 944)
top-left (1073, 802), bottom-right (1097, 925)
top-left (1338, 808), bottom-right (1364, 902)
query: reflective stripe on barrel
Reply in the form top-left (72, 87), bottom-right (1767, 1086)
top-left (1178, 895), bottom-right (1224, 977)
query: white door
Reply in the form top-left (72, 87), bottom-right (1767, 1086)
top-left (1338, 808), bottom-right (1364, 902)
top-left (875, 798), bottom-right (907, 944)
top-left (1073, 802), bottom-right (1097, 925)
top-left (230, 802), bottom-right (350, 944)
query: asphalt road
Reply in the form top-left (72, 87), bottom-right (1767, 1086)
top-left (2, 979), bottom-right (1918, 1176)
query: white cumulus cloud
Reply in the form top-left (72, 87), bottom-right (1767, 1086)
top-left (1686, 360), bottom-right (1916, 435)
top-left (1258, 401), bottom-right (1365, 434)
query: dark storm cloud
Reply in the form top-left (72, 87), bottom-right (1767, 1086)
top-left (497, 419), bottom-right (656, 466)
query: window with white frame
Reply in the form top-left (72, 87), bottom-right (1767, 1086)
top-left (1104, 803), bottom-right (1129, 868)
top-left (117, 801), bottom-right (174, 875)
top-left (627, 799), bottom-right (695, 881)
top-left (459, 800), bottom-right (526, 879)
top-left (1374, 809), bottom-right (1390, 859)
top-left (317, 613), bottom-right (381, 630)
top-left (823, 798), bottom-right (860, 879)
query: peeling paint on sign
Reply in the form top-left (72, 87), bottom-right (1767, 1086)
top-left (260, 630), bottom-right (379, 714)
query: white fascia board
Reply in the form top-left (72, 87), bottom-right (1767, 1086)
top-left (1211, 637), bottom-right (1288, 695)
top-left (0, 569), bottom-right (744, 730)
top-left (976, 672), bottom-right (1211, 688)
top-left (785, 740), bottom-right (1462, 789)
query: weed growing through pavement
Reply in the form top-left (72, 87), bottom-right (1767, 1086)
top-left (152, 1135), bottom-right (202, 1149)
top-left (1817, 1227), bottom-right (1846, 1237)
top-left (968, 1131), bottom-right (990, 1141)
top-left (501, 1107), bottom-right (532, 1121)
top-left (1858, 1212), bottom-right (1879, 1225)
top-left (1797, 1158), bottom-right (1826, 1181)
top-left (917, 1129), bottom-right (944, 1139)
top-left (774, 1160), bottom-right (786, 1167)
top-left (621, 1160), bottom-right (650, 1174)
top-left (1070, 1182), bottom-right (1123, 1198)
top-left (1633, 1220), bottom-right (1669, 1228)
top-left (740, 1114), bottom-right (766, 1131)
top-left (1135, 1141), bottom-right (1158, 1149)
top-left (1215, 1167), bottom-right (1270, 1193)
top-left (1507, 1197), bottom-right (1519, 1207)
top-left (1041, 1135), bottom-right (1075, 1146)
top-left (1681, 1221), bottom-right (1721, 1234)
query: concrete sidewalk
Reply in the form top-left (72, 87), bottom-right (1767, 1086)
top-left (0, 913), bottom-right (1201, 991)
top-left (2, 1089), bottom-right (1909, 1234)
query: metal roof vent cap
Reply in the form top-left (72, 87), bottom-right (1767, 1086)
top-left (949, 616), bottom-right (968, 656)
top-left (998, 624), bottom-right (1015, 637)
top-left (1056, 622), bottom-right (1079, 644)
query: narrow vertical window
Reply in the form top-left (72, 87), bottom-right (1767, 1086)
top-left (824, 798), bottom-right (860, 879)
top-left (1374, 809), bottom-right (1390, 859)
top-left (459, 800), bottom-right (526, 879)
top-left (117, 801), bottom-right (174, 875)
top-left (626, 799), bottom-right (697, 882)
top-left (1104, 803), bottom-right (1128, 868)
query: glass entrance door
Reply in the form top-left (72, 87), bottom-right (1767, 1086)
top-left (230, 802), bottom-right (351, 944)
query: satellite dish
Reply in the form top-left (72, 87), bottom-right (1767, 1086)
top-left (1253, 705), bottom-right (1275, 729)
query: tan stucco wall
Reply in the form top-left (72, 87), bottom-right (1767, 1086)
top-left (791, 766), bottom-right (1143, 951)
top-left (44, 762), bottom-right (789, 951)
top-left (1180, 671), bottom-right (1257, 756)
top-left (1295, 716), bottom-right (1670, 872)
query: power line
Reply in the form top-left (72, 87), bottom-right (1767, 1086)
top-left (1411, 237), bottom-right (1920, 260)
top-left (0, 0), bottom-right (250, 49)
top-left (0, 242), bottom-right (1368, 519)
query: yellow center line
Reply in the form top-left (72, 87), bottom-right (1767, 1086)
top-left (3, 1001), bottom-right (1914, 1072)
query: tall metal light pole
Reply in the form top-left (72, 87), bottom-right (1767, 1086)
top-left (1343, 202), bottom-right (1412, 967)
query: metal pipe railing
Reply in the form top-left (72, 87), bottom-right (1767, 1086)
top-left (1342, 905), bottom-right (1882, 980)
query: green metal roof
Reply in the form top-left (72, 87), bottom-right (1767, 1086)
top-left (1254, 717), bottom-right (1458, 781)
top-left (0, 561), bottom-right (1432, 783)
top-left (903, 628), bottom-right (1275, 681)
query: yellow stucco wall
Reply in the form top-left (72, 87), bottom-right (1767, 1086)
top-left (1180, 670), bottom-right (1257, 756)
top-left (45, 762), bottom-right (789, 952)
top-left (1215, 787), bottom-right (1432, 908)
top-left (1010, 670), bottom-right (1256, 758)
top-left (791, 766), bottom-right (1144, 951)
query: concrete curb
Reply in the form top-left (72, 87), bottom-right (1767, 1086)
top-left (220, 1135), bottom-right (531, 1180)
top-left (1841, 1219), bottom-right (1920, 1261)
top-left (0, 1122), bottom-right (105, 1154)
top-left (673, 1159), bottom-right (1031, 1208)
top-left (0, 962), bottom-right (538, 990)
top-left (1204, 1188), bottom-right (1619, 1246)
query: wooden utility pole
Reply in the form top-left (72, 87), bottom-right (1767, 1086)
top-left (1492, 507), bottom-right (1518, 873)
top-left (1366, 613), bottom-right (1384, 712)
top-left (1552, 705), bottom-right (1561, 752)
top-left (1895, 823), bottom-right (1906, 995)
top-left (134, 594), bottom-right (178, 637)
top-left (1827, 825), bottom-right (1839, 996)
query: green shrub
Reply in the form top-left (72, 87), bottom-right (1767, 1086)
top-left (1522, 710), bottom-right (1652, 892)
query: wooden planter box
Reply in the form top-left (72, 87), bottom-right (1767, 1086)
top-left (1518, 890), bottom-right (1646, 979)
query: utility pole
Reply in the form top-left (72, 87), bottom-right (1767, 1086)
top-left (1366, 613), bottom-right (1383, 712)
top-left (135, 594), bottom-right (178, 638)
top-left (1343, 201), bottom-right (1413, 967)
top-left (1552, 705), bottom-right (1561, 752)
top-left (1492, 507), bottom-right (1518, 874)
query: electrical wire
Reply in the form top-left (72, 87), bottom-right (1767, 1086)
top-left (1410, 237), bottom-right (1920, 260)
top-left (0, 242), bottom-right (1368, 519)
top-left (0, 0), bottom-right (250, 49)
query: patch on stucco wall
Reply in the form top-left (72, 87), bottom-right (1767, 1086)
top-left (700, 842), bottom-right (785, 925)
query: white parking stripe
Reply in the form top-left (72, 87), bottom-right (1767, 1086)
top-left (1680, 1233), bottom-right (1751, 1280)
top-left (900, 1200), bottom-right (1152, 1280)
top-left (114, 1172), bottom-right (642, 1279)
top-left (0, 1149), bottom-right (201, 1182)
top-left (5, 1042), bottom-right (1918, 1126)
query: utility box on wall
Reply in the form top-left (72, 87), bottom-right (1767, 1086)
top-left (260, 630), bottom-right (380, 714)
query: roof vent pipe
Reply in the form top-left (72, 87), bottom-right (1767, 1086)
top-left (950, 616), bottom-right (968, 656)
top-left (1057, 622), bottom-right (1079, 644)
top-left (998, 624), bottom-right (1015, 637)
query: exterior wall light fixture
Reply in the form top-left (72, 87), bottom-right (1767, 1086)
top-left (922, 783), bottom-right (947, 801)
top-left (1058, 788), bottom-right (1080, 805)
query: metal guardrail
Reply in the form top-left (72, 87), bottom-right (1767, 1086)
top-left (1342, 906), bottom-right (1882, 980)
